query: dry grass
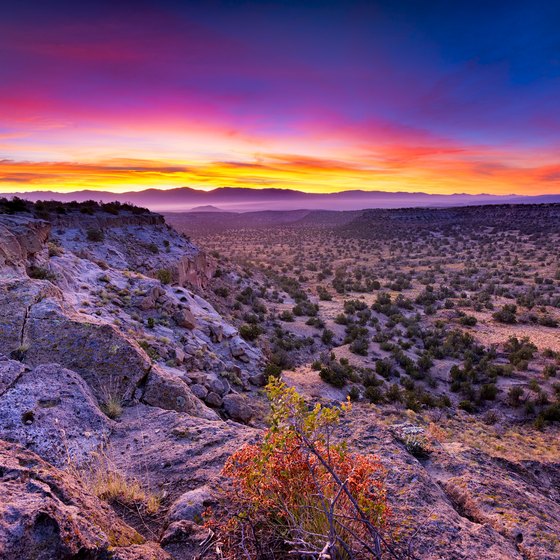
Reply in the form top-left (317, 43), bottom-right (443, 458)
top-left (91, 466), bottom-right (160, 514)
top-left (100, 394), bottom-right (123, 419)
top-left (70, 451), bottom-right (160, 515)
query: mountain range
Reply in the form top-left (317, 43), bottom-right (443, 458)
top-left (3, 186), bottom-right (560, 212)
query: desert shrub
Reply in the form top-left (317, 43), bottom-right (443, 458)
top-left (264, 362), bottom-right (283, 379)
top-left (375, 359), bottom-right (393, 379)
top-left (27, 266), bottom-right (55, 281)
top-left (317, 286), bottom-right (332, 301)
top-left (538, 315), bottom-right (558, 328)
top-left (350, 337), bottom-right (369, 356)
top-left (505, 336), bottom-right (536, 368)
top-left (1, 196), bottom-right (28, 213)
top-left (344, 299), bottom-right (368, 314)
top-left (239, 323), bottom-right (262, 341)
top-left (507, 386), bottom-right (524, 407)
top-left (86, 227), bottom-right (105, 242)
top-left (458, 400), bottom-right (476, 413)
top-left (385, 383), bottom-right (402, 403)
top-left (459, 315), bottom-right (477, 327)
top-left (319, 365), bottom-right (347, 388)
top-left (321, 328), bottom-right (334, 345)
top-left (214, 286), bottom-right (229, 297)
top-left (100, 394), bottom-right (123, 419)
top-left (156, 268), bottom-right (172, 284)
top-left (479, 383), bottom-right (498, 401)
top-left (210, 380), bottom-right (392, 559)
top-left (537, 404), bottom-right (560, 424)
top-left (279, 310), bottom-right (294, 322)
top-left (365, 385), bottom-right (384, 404)
top-left (293, 301), bottom-right (319, 317)
top-left (493, 304), bottom-right (517, 324)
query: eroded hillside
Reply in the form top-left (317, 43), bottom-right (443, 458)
top-left (0, 200), bottom-right (559, 559)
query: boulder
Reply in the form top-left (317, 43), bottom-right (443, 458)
top-left (204, 373), bottom-right (230, 396)
top-left (173, 307), bottom-right (197, 330)
top-left (222, 393), bottom-right (254, 424)
top-left (190, 383), bottom-right (208, 399)
top-left (204, 391), bottom-right (223, 408)
top-left (249, 372), bottom-right (267, 387)
top-left (0, 440), bottom-right (145, 560)
top-left (167, 485), bottom-right (214, 523)
top-left (142, 366), bottom-right (218, 420)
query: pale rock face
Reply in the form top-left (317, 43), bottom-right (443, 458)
top-left (0, 279), bottom-right (63, 354)
top-left (0, 358), bottom-right (111, 468)
top-left (22, 299), bottom-right (152, 403)
top-left (0, 215), bottom-right (50, 273)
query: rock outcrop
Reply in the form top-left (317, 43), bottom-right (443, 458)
top-left (0, 206), bottom-right (265, 559)
top-left (0, 358), bottom-right (111, 468)
top-left (0, 440), bottom-right (146, 559)
top-left (0, 215), bottom-right (50, 273)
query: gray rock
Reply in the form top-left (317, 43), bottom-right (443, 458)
top-left (167, 485), bottom-right (214, 523)
top-left (190, 383), bottom-right (208, 399)
top-left (205, 374), bottom-right (228, 396)
top-left (249, 372), bottom-right (267, 387)
top-left (173, 307), bottom-right (197, 330)
top-left (142, 366), bottom-right (217, 420)
top-left (0, 359), bottom-right (111, 468)
top-left (222, 393), bottom-right (254, 424)
top-left (204, 391), bottom-right (222, 408)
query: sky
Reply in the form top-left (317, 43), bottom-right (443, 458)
top-left (1, 0), bottom-right (559, 195)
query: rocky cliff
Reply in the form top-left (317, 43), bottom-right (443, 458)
top-left (0, 206), bottom-right (263, 559)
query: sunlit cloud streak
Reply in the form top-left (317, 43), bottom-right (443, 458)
top-left (0, 0), bottom-right (559, 195)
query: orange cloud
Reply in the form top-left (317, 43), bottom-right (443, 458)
top-left (0, 145), bottom-right (559, 196)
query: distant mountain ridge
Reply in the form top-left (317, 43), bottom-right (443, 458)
top-left (3, 186), bottom-right (559, 212)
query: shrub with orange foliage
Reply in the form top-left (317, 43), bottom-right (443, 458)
top-left (209, 379), bottom-right (397, 560)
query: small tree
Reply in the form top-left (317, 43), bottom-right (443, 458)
top-left (210, 379), bottom-right (396, 559)
top-left (493, 304), bottom-right (517, 324)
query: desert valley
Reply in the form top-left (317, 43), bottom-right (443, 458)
top-left (0, 197), bottom-right (558, 559)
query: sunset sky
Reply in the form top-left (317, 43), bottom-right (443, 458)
top-left (1, 0), bottom-right (559, 195)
